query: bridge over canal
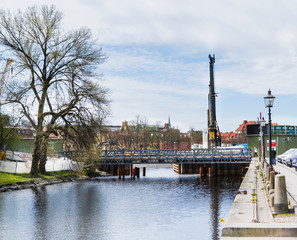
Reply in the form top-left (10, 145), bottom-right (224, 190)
top-left (99, 147), bottom-right (252, 177)
top-left (100, 147), bottom-right (251, 164)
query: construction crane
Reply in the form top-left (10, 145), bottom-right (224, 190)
top-left (208, 54), bottom-right (221, 148)
top-left (0, 59), bottom-right (13, 103)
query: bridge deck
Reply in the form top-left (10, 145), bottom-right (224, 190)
top-left (100, 148), bottom-right (252, 165)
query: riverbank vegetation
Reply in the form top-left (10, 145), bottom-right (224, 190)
top-left (0, 171), bottom-right (77, 185)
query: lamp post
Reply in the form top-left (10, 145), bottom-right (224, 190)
top-left (260, 118), bottom-right (266, 162)
top-left (264, 89), bottom-right (275, 167)
top-left (150, 133), bottom-right (154, 149)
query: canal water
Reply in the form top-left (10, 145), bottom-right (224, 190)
top-left (0, 166), bottom-right (242, 240)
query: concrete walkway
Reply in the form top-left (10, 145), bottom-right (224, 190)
top-left (274, 162), bottom-right (297, 208)
top-left (221, 158), bottom-right (297, 239)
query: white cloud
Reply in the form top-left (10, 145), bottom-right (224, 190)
top-left (2, 0), bottom-right (297, 132)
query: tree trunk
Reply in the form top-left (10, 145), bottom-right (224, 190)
top-left (31, 133), bottom-right (48, 175)
top-left (31, 134), bottom-right (42, 176)
top-left (38, 136), bottom-right (48, 174)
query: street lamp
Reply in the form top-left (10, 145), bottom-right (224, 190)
top-left (150, 133), bottom-right (153, 149)
top-left (259, 118), bottom-right (266, 162)
top-left (264, 89), bottom-right (275, 167)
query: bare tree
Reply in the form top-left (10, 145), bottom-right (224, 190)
top-left (190, 131), bottom-right (202, 144)
top-left (162, 128), bottom-right (180, 149)
top-left (131, 115), bottom-right (147, 149)
top-left (0, 5), bottom-right (109, 175)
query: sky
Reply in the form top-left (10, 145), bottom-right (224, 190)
top-left (2, 0), bottom-right (297, 132)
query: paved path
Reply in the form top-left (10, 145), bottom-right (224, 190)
top-left (221, 158), bottom-right (297, 239)
top-left (274, 162), bottom-right (297, 206)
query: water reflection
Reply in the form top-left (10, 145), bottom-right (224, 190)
top-left (0, 167), bottom-right (241, 240)
top-left (32, 186), bottom-right (48, 240)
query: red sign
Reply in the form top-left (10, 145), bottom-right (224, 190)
top-left (267, 140), bottom-right (276, 151)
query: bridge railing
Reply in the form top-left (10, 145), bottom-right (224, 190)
top-left (100, 147), bottom-right (252, 164)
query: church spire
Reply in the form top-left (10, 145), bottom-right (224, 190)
top-left (168, 116), bottom-right (171, 128)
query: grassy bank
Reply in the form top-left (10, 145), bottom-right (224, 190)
top-left (0, 171), bottom-right (76, 185)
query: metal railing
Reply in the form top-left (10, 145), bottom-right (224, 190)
top-left (100, 147), bottom-right (252, 165)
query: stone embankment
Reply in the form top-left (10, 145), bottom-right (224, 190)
top-left (221, 158), bottom-right (297, 239)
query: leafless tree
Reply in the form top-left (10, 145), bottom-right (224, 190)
top-left (162, 128), bottom-right (180, 149)
top-left (131, 115), bottom-right (147, 149)
top-left (0, 5), bottom-right (109, 175)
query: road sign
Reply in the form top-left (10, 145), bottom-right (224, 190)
top-left (272, 125), bottom-right (296, 135)
top-left (209, 131), bottom-right (215, 140)
top-left (267, 140), bottom-right (276, 151)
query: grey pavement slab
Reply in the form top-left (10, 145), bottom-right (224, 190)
top-left (274, 162), bottom-right (297, 205)
top-left (221, 158), bottom-right (297, 238)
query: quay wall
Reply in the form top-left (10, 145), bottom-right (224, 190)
top-left (221, 158), bottom-right (297, 238)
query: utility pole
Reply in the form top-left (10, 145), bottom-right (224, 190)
top-left (208, 54), bottom-right (221, 148)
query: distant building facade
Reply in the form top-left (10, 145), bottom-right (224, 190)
top-left (247, 124), bottom-right (297, 156)
top-left (98, 120), bottom-right (200, 150)
top-left (9, 127), bottom-right (63, 154)
top-left (221, 120), bottom-right (256, 146)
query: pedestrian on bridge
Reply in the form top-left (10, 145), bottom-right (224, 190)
top-left (254, 147), bottom-right (258, 157)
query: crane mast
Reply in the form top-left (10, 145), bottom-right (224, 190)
top-left (208, 54), bottom-right (221, 148)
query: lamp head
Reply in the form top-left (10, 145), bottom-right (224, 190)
top-left (264, 89), bottom-right (275, 108)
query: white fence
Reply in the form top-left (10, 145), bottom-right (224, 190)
top-left (0, 157), bottom-right (84, 174)
top-left (0, 160), bottom-right (32, 173)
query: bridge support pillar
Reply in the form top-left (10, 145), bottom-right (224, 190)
top-left (100, 164), bottom-right (131, 177)
top-left (132, 167), bottom-right (140, 179)
top-left (117, 168), bottom-right (122, 179)
top-left (143, 167), bottom-right (146, 177)
top-left (199, 167), bottom-right (203, 176)
top-left (208, 166), bottom-right (215, 177)
top-left (122, 166), bottom-right (125, 180)
top-left (117, 165), bottom-right (129, 180)
top-left (181, 164), bottom-right (185, 174)
top-left (130, 164), bottom-right (133, 177)
top-left (132, 168), bottom-right (135, 179)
